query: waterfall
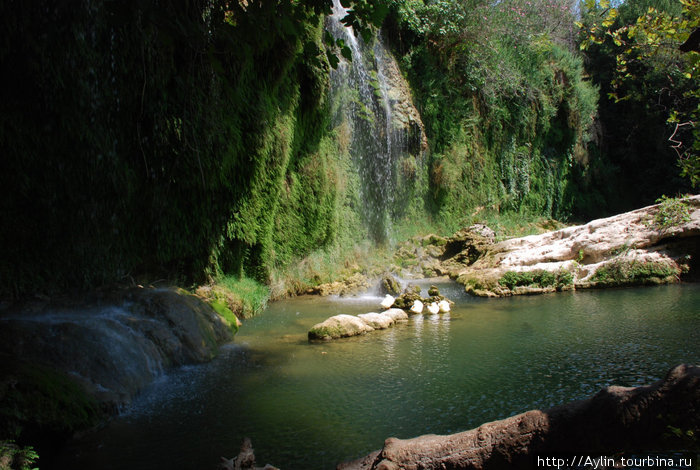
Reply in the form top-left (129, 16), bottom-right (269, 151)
top-left (327, 0), bottom-right (425, 243)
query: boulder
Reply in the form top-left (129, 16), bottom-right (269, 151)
top-left (380, 295), bottom-right (395, 309)
top-left (358, 312), bottom-right (395, 329)
top-left (308, 315), bottom-right (374, 341)
top-left (391, 291), bottom-right (422, 310)
top-left (410, 300), bottom-right (424, 314)
top-left (441, 225), bottom-right (495, 265)
top-left (427, 285), bottom-right (440, 297)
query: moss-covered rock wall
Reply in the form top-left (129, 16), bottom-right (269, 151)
top-left (0, 0), bottom-right (362, 297)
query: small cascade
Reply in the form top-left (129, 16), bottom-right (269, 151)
top-left (327, 0), bottom-right (426, 243)
top-left (0, 288), bottom-right (232, 409)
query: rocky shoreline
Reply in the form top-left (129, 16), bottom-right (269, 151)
top-left (315, 195), bottom-right (699, 299)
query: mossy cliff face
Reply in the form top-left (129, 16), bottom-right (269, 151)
top-left (384, 3), bottom-right (602, 224)
top-left (0, 1), bottom-right (354, 297)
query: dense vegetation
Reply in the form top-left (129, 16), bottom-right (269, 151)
top-left (578, 0), bottom-right (698, 211)
top-left (0, 0), bottom-right (696, 299)
top-left (1, 0), bottom-right (352, 297)
top-left (384, 0), bottom-right (602, 221)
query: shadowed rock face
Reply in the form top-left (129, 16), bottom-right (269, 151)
top-left (339, 364), bottom-right (700, 470)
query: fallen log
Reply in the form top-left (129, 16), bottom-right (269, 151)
top-left (339, 364), bottom-right (699, 469)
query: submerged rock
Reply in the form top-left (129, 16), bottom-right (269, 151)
top-left (308, 314), bottom-right (374, 341)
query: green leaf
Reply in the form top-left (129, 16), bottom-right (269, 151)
top-left (341, 45), bottom-right (353, 61)
top-left (326, 50), bottom-right (340, 69)
top-left (361, 28), bottom-right (372, 43)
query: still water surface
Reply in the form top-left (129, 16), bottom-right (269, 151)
top-left (55, 283), bottom-right (700, 469)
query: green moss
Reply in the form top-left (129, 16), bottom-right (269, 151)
top-left (214, 276), bottom-right (270, 319)
top-left (499, 269), bottom-right (574, 290)
top-left (0, 357), bottom-right (102, 443)
top-left (653, 195), bottom-right (692, 231)
top-left (308, 325), bottom-right (343, 340)
top-left (209, 299), bottom-right (240, 335)
top-left (591, 260), bottom-right (680, 287)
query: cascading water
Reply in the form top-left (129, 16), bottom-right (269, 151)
top-left (327, 0), bottom-right (425, 242)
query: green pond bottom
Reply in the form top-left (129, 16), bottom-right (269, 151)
top-left (54, 283), bottom-right (700, 469)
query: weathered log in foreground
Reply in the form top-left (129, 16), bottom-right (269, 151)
top-left (339, 364), bottom-right (699, 470)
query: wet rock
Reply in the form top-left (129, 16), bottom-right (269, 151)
top-left (379, 274), bottom-right (402, 296)
top-left (391, 291), bottom-right (422, 310)
top-left (404, 284), bottom-right (421, 295)
top-left (308, 314), bottom-right (374, 341)
top-left (313, 273), bottom-right (371, 297)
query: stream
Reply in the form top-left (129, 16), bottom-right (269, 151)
top-left (53, 282), bottom-right (700, 469)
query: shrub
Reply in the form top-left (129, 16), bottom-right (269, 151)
top-left (591, 260), bottom-right (679, 286)
top-left (0, 441), bottom-right (39, 470)
top-left (653, 195), bottom-right (692, 231)
top-left (499, 269), bottom-right (573, 290)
